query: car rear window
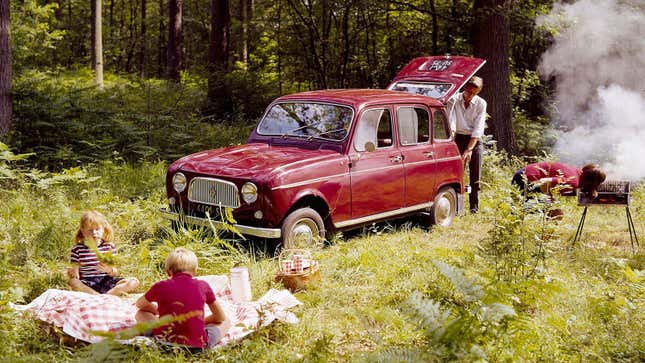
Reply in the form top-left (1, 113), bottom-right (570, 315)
top-left (390, 81), bottom-right (453, 99)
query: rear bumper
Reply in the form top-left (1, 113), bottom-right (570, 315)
top-left (160, 208), bottom-right (282, 239)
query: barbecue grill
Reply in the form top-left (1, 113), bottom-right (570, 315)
top-left (572, 180), bottom-right (639, 252)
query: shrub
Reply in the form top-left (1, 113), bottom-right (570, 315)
top-left (9, 70), bottom-right (253, 170)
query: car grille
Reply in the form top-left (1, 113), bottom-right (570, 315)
top-left (188, 177), bottom-right (241, 208)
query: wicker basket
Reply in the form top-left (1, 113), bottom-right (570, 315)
top-left (275, 249), bottom-right (321, 292)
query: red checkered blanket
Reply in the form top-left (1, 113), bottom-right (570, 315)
top-left (10, 275), bottom-right (301, 346)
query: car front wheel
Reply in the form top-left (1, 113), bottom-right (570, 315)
top-left (430, 187), bottom-right (457, 226)
top-left (281, 208), bottom-right (326, 249)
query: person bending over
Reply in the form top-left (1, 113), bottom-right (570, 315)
top-left (512, 162), bottom-right (606, 198)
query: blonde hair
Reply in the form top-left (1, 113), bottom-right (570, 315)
top-left (75, 210), bottom-right (114, 243)
top-left (165, 247), bottom-right (198, 275)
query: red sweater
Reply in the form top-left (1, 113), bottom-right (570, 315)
top-left (524, 162), bottom-right (581, 195)
top-left (145, 272), bottom-right (216, 348)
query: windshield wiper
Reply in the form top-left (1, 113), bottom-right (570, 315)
top-left (307, 128), bottom-right (347, 140)
top-left (281, 124), bottom-right (318, 138)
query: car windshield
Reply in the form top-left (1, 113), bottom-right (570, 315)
top-left (257, 102), bottom-right (353, 141)
top-left (389, 81), bottom-right (453, 99)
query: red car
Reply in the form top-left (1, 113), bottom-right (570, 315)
top-left (162, 56), bottom-right (484, 247)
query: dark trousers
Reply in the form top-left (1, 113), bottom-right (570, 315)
top-left (455, 133), bottom-right (482, 212)
top-left (512, 168), bottom-right (542, 196)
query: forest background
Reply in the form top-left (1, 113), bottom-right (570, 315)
top-left (0, 0), bottom-right (555, 165)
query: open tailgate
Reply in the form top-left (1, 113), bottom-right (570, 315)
top-left (387, 55), bottom-right (486, 103)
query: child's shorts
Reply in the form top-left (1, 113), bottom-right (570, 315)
top-left (205, 325), bottom-right (223, 348)
top-left (81, 275), bottom-right (123, 294)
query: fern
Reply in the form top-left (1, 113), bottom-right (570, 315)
top-left (0, 142), bottom-right (34, 182)
top-left (406, 292), bottom-right (452, 341)
top-left (475, 303), bottom-right (517, 324)
top-left (432, 260), bottom-right (484, 303)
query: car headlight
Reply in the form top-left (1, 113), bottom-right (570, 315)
top-left (172, 172), bottom-right (187, 193)
top-left (241, 182), bottom-right (258, 204)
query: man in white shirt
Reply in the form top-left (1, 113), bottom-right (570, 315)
top-left (448, 76), bottom-right (487, 213)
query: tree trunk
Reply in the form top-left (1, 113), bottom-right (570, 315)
top-left (53, 0), bottom-right (63, 63)
top-left (92, 0), bottom-right (104, 87)
top-left (207, 0), bottom-right (231, 116)
top-left (0, 0), bottom-right (12, 135)
top-left (167, 0), bottom-right (183, 82)
top-left (320, 0), bottom-right (329, 87)
top-left (109, 0), bottom-right (114, 28)
top-left (445, 0), bottom-right (456, 54)
top-left (240, 0), bottom-right (248, 65)
top-left (124, 0), bottom-right (136, 73)
top-left (428, 0), bottom-right (437, 55)
top-left (276, 0), bottom-right (282, 94)
top-left (91, 0), bottom-right (96, 69)
top-left (385, 0), bottom-right (395, 82)
top-left (139, 0), bottom-right (146, 77)
top-left (339, 3), bottom-right (351, 88)
top-left (158, 0), bottom-right (165, 77)
top-left (472, 0), bottom-right (517, 154)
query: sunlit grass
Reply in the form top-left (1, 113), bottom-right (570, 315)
top-left (0, 152), bottom-right (643, 362)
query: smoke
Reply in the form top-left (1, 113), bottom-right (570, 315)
top-left (537, 0), bottom-right (645, 181)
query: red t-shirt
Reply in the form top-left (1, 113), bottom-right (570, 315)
top-left (524, 162), bottom-right (581, 195)
top-left (144, 272), bottom-right (216, 348)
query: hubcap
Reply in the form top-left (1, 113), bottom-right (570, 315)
top-left (289, 218), bottom-right (320, 248)
top-left (435, 193), bottom-right (455, 226)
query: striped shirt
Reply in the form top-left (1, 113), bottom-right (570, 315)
top-left (70, 241), bottom-right (117, 279)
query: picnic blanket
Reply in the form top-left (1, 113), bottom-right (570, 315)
top-left (10, 275), bottom-right (301, 346)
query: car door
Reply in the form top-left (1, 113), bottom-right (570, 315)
top-left (396, 105), bottom-right (437, 207)
top-left (349, 107), bottom-right (405, 219)
top-left (430, 108), bottom-right (463, 187)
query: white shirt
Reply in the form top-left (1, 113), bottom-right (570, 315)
top-left (447, 92), bottom-right (487, 138)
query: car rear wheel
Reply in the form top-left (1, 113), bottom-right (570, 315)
top-left (281, 208), bottom-right (326, 249)
top-left (430, 187), bottom-right (457, 227)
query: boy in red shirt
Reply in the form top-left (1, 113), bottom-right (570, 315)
top-left (135, 247), bottom-right (231, 350)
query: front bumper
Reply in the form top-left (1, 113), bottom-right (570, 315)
top-left (160, 208), bottom-right (282, 239)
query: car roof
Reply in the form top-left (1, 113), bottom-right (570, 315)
top-left (275, 89), bottom-right (444, 109)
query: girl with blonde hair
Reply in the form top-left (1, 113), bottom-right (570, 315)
top-left (68, 210), bottom-right (139, 295)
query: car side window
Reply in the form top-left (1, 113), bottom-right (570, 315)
top-left (433, 109), bottom-right (450, 141)
top-left (397, 107), bottom-right (430, 146)
top-left (354, 109), bottom-right (393, 151)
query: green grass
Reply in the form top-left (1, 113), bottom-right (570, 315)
top-left (0, 151), bottom-right (643, 362)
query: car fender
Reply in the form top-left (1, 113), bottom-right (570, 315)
top-left (287, 188), bottom-right (332, 219)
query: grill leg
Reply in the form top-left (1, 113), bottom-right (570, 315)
top-left (571, 206), bottom-right (588, 249)
top-left (626, 206), bottom-right (640, 253)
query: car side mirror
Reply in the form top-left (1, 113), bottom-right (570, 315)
top-left (364, 141), bottom-right (376, 152)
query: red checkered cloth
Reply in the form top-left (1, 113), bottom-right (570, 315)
top-left (11, 275), bottom-right (301, 346)
top-left (10, 289), bottom-right (137, 343)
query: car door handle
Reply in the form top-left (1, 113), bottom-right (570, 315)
top-left (424, 151), bottom-right (434, 158)
top-left (390, 155), bottom-right (403, 163)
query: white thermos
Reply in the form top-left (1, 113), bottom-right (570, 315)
top-left (229, 266), bottom-right (252, 303)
